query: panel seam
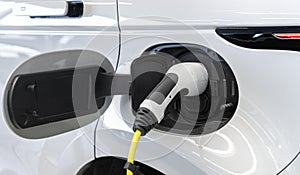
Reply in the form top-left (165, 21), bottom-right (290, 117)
top-left (277, 151), bottom-right (300, 174)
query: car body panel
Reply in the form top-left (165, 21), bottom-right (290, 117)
top-left (118, 0), bottom-right (300, 27)
top-left (0, 0), bottom-right (299, 174)
top-left (0, 0), bottom-right (119, 174)
top-left (94, 0), bottom-right (300, 174)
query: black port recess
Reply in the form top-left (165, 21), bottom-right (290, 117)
top-left (130, 43), bottom-right (239, 135)
top-left (66, 1), bottom-right (84, 17)
top-left (77, 156), bottom-right (165, 175)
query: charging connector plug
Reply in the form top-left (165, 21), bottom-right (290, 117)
top-left (125, 63), bottom-right (208, 175)
top-left (132, 62), bottom-right (208, 136)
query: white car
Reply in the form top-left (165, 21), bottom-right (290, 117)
top-left (0, 0), bottom-right (299, 175)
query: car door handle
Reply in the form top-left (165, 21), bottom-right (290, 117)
top-left (13, 1), bottom-right (84, 18)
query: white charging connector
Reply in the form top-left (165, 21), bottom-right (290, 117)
top-left (125, 62), bottom-right (209, 175)
top-left (133, 62), bottom-right (209, 136)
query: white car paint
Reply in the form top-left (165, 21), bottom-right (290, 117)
top-left (0, 0), bottom-right (299, 175)
top-left (0, 0), bottom-right (119, 175)
top-left (96, 0), bottom-right (300, 174)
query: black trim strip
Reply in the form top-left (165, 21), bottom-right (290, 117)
top-left (216, 27), bottom-right (300, 52)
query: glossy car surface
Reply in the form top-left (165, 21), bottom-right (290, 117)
top-left (0, 0), bottom-right (299, 174)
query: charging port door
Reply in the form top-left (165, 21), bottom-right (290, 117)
top-left (4, 50), bottom-right (116, 139)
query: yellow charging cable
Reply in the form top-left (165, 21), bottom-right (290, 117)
top-left (126, 130), bottom-right (142, 175)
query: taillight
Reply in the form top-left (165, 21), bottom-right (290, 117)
top-left (273, 33), bottom-right (300, 39)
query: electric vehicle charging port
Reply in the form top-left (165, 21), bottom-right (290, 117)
top-left (130, 44), bottom-right (239, 135)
